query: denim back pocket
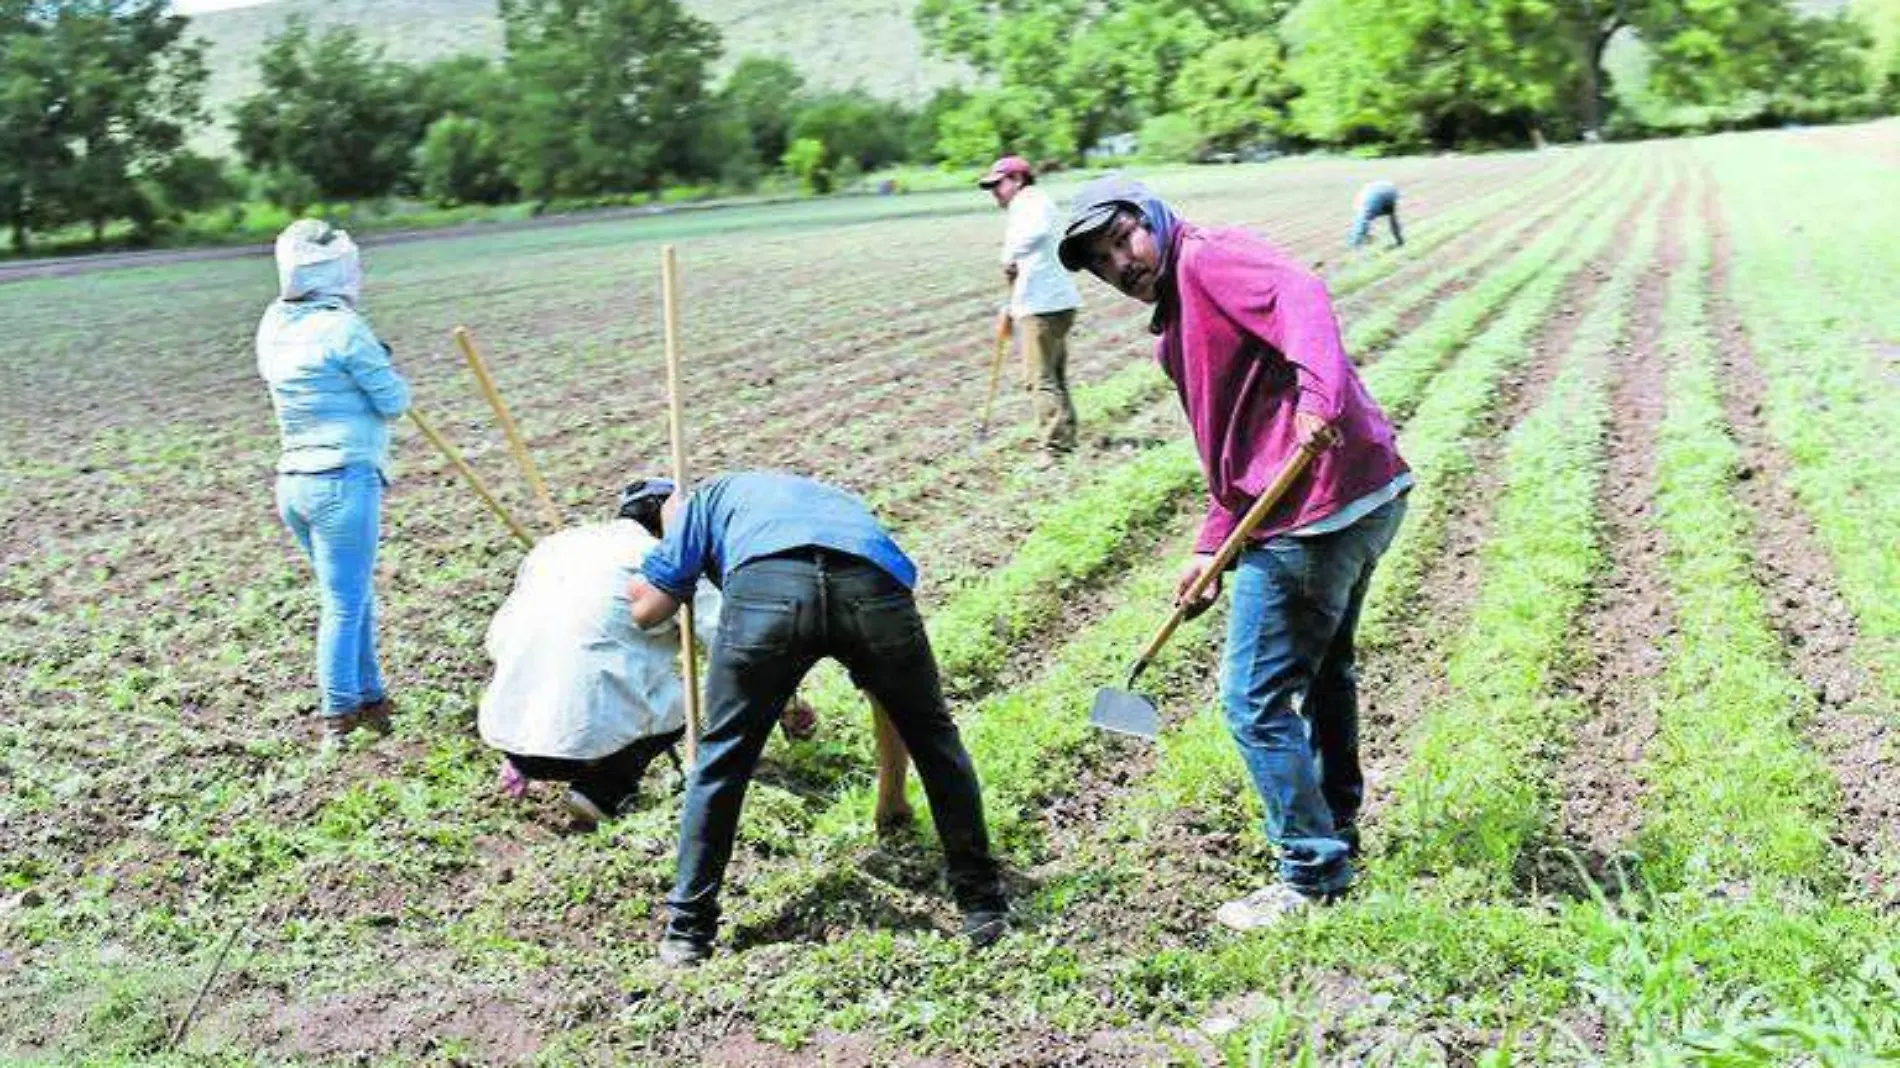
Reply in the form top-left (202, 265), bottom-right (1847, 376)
top-left (719, 596), bottom-right (799, 654)
top-left (851, 592), bottom-right (927, 657)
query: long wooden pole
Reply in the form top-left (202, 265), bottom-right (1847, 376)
top-left (408, 408), bottom-right (536, 549)
top-left (453, 326), bottom-right (563, 532)
top-left (661, 246), bottom-right (701, 771)
top-left (1127, 437), bottom-right (1326, 681)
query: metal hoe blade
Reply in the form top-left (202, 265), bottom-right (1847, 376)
top-left (1089, 686), bottom-right (1160, 740)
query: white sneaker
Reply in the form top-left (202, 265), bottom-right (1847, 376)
top-left (1214, 884), bottom-right (1330, 932)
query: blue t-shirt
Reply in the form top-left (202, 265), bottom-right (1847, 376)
top-left (641, 472), bottom-right (917, 599)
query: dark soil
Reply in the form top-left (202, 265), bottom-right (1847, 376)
top-left (1701, 176), bottom-right (1900, 900)
top-left (1552, 166), bottom-right (1690, 877)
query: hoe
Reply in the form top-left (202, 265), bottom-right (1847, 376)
top-left (1089, 436), bottom-right (1328, 739)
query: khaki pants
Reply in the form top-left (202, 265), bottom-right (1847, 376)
top-left (1018, 309), bottom-right (1078, 451)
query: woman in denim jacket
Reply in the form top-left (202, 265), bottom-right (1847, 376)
top-left (257, 220), bottom-right (411, 746)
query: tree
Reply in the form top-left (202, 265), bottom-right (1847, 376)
top-left (933, 85), bottom-right (1076, 167)
top-left (781, 136), bottom-right (829, 193)
top-left (788, 90), bottom-right (912, 173)
top-left (498, 0), bottom-right (723, 200)
top-left (231, 18), bottom-right (420, 202)
top-left (416, 114), bottom-right (515, 205)
top-left (0, 0), bottom-right (207, 250)
top-left (720, 56), bottom-right (806, 169)
top-left (1286, 0), bottom-right (1568, 148)
top-left (914, 0), bottom-right (1225, 157)
top-left (1136, 112), bottom-right (1200, 162)
top-left (1858, 0), bottom-right (1900, 104)
top-left (1173, 34), bottom-right (1295, 151)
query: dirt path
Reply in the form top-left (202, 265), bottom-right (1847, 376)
top-left (1701, 178), bottom-right (1900, 898)
top-left (1551, 165), bottom-right (1689, 874)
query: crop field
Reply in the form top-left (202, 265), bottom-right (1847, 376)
top-left (3, 120), bottom-right (1899, 1066)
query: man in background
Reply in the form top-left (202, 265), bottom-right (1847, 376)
top-left (981, 155), bottom-right (1084, 453)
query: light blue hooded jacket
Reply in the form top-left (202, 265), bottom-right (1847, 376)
top-left (256, 220), bottom-right (411, 476)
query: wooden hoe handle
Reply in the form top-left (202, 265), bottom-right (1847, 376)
top-left (1128, 438), bottom-right (1327, 679)
top-left (407, 408), bottom-right (537, 549)
top-left (454, 326), bottom-right (563, 532)
top-left (661, 245), bottom-right (702, 772)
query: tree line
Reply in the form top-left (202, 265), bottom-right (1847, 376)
top-left (3, 0), bottom-right (1898, 254)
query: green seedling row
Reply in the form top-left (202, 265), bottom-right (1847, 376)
top-left (1357, 150), bottom-right (1643, 429)
top-left (1699, 141), bottom-right (1900, 701)
top-left (1633, 180), bottom-right (1838, 894)
top-left (1379, 192), bottom-right (1663, 887)
top-left (1325, 150), bottom-right (1593, 300)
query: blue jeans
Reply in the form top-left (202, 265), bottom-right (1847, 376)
top-left (276, 463), bottom-right (386, 717)
top-left (666, 549), bottom-right (1003, 945)
top-left (1349, 189), bottom-right (1403, 248)
top-left (1221, 495), bottom-right (1407, 895)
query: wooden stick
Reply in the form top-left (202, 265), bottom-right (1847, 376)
top-left (408, 408), bottom-right (536, 548)
top-left (1129, 437), bottom-right (1327, 677)
top-left (661, 246), bottom-right (701, 771)
top-left (166, 913), bottom-right (247, 1051)
top-left (977, 288), bottom-right (1012, 436)
top-left (453, 326), bottom-right (563, 532)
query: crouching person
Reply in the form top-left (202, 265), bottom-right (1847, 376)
top-left (478, 480), bottom-right (727, 827)
top-left (629, 471), bottom-right (1008, 967)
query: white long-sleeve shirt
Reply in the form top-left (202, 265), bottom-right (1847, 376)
top-left (478, 520), bottom-right (719, 760)
top-left (1001, 186), bottom-right (1082, 317)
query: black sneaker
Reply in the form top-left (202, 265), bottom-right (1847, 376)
top-left (960, 908), bottom-right (1009, 948)
top-left (657, 934), bottom-right (711, 969)
top-left (1337, 824), bottom-right (1362, 860)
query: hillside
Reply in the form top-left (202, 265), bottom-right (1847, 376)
top-left (186, 0), bottom-right (965, 154)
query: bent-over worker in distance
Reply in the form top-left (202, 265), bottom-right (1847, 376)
top-left (1059, 176), bottom-right (1411, 930)
top-left (628, 471), bottom-right (1007, 967)
top-left (1349, 179), bottom-right (1404, 249)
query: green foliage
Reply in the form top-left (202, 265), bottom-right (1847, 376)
top-left (1638, 192), bottom-right (1836, 892)
top-left (231, 17), bottom-right (422, 202)
top-left (1135, 112), bottom-right (1200, 162)
top-left (0, 0), bottom-right (208, 250)
top-left (789, 89), bottom-right (913, 173)
top-left (720, 55), bottom-right (807, 170)
top-left (780, 136), bottom-right (830, 194)
top-left (1387, 199), bottom-right (1659, 883)
top-left (497, 0), bottom-right (723, 199)
top-left (1172, 35), bottom-right (1295, 152)
top-left (415, 113), bottom-right (515, 205)
top-left (1285, 0), bottom-right (1569, 148)
top-left (933, 85), bottom-right (1076, 167)
top-left (1858, 0), bottom-right (1900, 103)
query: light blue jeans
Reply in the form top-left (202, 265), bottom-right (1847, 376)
top-left (1221, 495), bottom-right (1407, 895)
top-left (276, 463), bottom-right (386, 717)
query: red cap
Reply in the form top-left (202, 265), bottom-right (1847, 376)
top-left (977, 155), bottom-right (1032, 187)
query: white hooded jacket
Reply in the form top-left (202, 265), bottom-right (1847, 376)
top-left (478, 520), bottom-right (720, 760)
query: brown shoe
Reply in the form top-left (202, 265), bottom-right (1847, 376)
top-left (357, 697), bottom-right (395, 736)
top-left (320, 710), bottom-right (362, 750)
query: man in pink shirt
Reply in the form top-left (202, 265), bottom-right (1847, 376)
top-left (1058, 176), bottom-right (1411, 928)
